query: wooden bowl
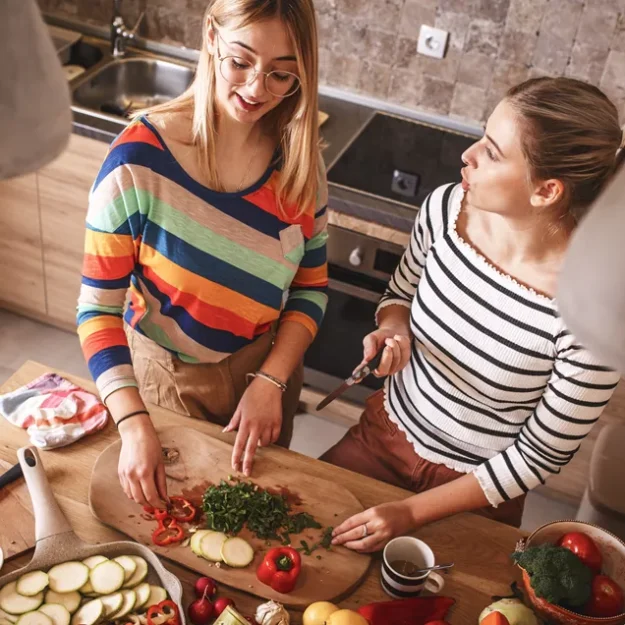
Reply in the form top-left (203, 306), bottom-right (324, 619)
top-left (519, 520), bottom-right (625, 625)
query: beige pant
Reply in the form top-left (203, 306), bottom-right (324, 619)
top-left (125, 325), bottom-right (302, 448)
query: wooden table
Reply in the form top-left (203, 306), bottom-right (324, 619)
top-left (0, 361), bottom-right (523, 623)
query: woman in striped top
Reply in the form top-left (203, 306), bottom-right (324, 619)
top-left (326, 77), bottom-right (623, 551)
top-left (78, 0), bottom-right (327, 507)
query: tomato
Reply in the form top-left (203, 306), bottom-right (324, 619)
top-left (584, 575), bottom-right (624, 618)
top-left (557, 532), bottom-right (603, 573)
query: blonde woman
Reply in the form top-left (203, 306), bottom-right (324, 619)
top-left (78, 0), bottom-right (327, 507)
top-left (325, 78), bottom-right (623, 551)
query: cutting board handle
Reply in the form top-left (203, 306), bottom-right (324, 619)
top-left (18, 447), bottom-right (73, 542)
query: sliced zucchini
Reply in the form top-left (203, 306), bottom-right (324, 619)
top-left (77, 580), bottom-right (93, 596)
top-left (16, 573), bottom-right (49, 597)
top-left (113, 557), bottom-right (137, 583)
top-left (220, 537), bottom-right (254, 568)
top-left (0, 583), bottom-right (44, 615)
top-left (89, 560), bottom-right (125, 595)
top-left (15, 612), bottom-right (52, 625)
top-left (43, 592), bottom-right (80, 616)
top-left (200, 532), bottom-right (227, 562)
top-left (99, 593), bottom-right (123, 618)
top-left (47, 563), bottom-right (89, 594)
top-left (39, 604), bottom-right (70, 625)
top-left (81, 556), bottom-right (107, 570)
top-left (132, 583), bottom-right (151, 611)
top-left (109, 590), bottom-right (135, 620)
top-left (123, 557), bottom-right (148, 589)
top-left (136, 614), bottom-right (148, 625)
top-left (144, 586), bottom-right (167, 610)
top-left (0, 608), bottom-right (19, 623)
top-left (126, 616), bottom-right (142, 625)
top-left (70, 600), bottom-right (102, 625)
top-left (190, 530), bottom-right (213, 556)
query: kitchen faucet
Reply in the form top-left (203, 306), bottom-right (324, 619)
top-left (110, 0), bottom-right (145, 58)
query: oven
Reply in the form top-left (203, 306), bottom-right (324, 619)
top-left (303, 224), bottom-right (406, 405)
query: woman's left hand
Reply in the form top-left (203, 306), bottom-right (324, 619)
top-left (224, 377), bottom-right (283, 476)
top-left (331, 500), bottom-right (418, 553)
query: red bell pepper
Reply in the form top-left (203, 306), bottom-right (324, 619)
top-left (151, 520), bottom-right (184, 546)
top-left (147, 600), bottom-right (180, 625)
top-left (168, 496), bottom-right (197, 523)
top-left (357, 596), bottom-right (455, 625)
top-left (256, 547), bottom-right (302, 594)
top-left (154, 508), bottom-right (170, 522)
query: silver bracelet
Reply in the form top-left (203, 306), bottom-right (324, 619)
top-left (246, 370), bottom-right (287, 392)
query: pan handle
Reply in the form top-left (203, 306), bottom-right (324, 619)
top-left (18, 447), bottom-right (72, 541)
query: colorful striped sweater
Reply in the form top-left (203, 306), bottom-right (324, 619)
top-left (77, 117), bottom-right (329, 401)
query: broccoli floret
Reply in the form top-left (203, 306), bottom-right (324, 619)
top-left (512, 544), bottom-right (593, 607)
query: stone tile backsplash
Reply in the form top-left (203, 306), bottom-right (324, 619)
top-left (39, 0), bottom-right (625, 125)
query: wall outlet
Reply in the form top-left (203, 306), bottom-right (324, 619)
top-left (417, 24), bottom-right (449, 59)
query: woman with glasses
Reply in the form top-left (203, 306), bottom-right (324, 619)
top-left (77, 0), bottom-right (327, 508)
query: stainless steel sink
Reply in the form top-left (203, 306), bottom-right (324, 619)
top-left (72, 57), bottom-right (194, 119)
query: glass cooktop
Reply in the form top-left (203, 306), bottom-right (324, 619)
top-left (327, 112), bottom-right (477, 209)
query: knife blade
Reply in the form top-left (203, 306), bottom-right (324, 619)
top-left (316, 348), bottom-right (385, 411)
top-left (0, 462), bottom-right (24, 491)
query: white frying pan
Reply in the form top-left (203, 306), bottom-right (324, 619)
top-left (0, 447), bottom-right (185, 624)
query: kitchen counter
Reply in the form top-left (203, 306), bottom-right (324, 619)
top-left (0, 361), bottom-right (524, 624)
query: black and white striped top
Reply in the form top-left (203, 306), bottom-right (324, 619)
top-left (378, 183), bottom-right (620, 506)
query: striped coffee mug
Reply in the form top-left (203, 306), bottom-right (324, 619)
top-left (381, 536), bottom-right (445, 598)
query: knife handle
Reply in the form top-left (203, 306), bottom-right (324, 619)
top-left (353, 348), bottom-right (385, 381)
top-left (0, 462), bottom-right (23, 490)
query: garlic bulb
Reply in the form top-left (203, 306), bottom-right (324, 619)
top-left (255, 601), bottom-right (290, 625)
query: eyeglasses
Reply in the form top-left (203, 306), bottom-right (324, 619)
top-left (213, 29), bottom-right (301, 98)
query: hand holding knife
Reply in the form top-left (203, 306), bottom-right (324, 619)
top-left (316, 349), bottom-right (385, 411)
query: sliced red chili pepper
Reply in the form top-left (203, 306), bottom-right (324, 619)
top-left (147, 600), bottom-right (180, 625)
top-left (168, 496), bottom-right (197, 523)
top-left (151, 521), bottom-right (184, 546)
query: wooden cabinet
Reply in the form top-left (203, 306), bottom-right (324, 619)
top-left (38, 134), bottom-right (108, 328)
top-left (0, 174), bottom-right (46, 314)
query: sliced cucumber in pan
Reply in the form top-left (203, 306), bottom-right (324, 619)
top-left (48, 563), bottom-right (89, 594)
top-left (0, 583), bottom-right (44, 615)
top-left (39, 604), bottom-right (71, 625)
top-left (16, 573), bottom-right (48, 598)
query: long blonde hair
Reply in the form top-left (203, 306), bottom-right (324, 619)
top-left (141, 0), bottom-right (320, 218)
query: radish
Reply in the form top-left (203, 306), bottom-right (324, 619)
top-left (188, 592), bottom-right (213, 625)
top-left (213, 598), bottom-right (235, 618)
top-left (193, 578), bottom-right (217, 599)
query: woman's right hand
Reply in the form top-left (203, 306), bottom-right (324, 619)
top-left (117, 414), bottom-right (168, 508)
top-left (358, 327), bottom-right (412, 378)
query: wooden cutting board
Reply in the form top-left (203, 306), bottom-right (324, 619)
top-left (89, 426), bottom-right (371, 607)
top-left (0, 459), bottom-right (36, 562)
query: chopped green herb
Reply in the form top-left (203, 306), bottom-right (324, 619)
top-left (321, 526), bottom-right (334, 549)
top-left (201, 478), bottom-right (330, 545)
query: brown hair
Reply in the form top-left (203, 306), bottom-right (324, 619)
top-left (506, 77), bottom-right (622, 230)
top-left (138, 0), bottom-right (321, 219)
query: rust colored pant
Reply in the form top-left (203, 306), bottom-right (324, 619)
top-left (320, 389), bottom-right (525, 527)
top-left (126, 325), bottom-right (302, 448)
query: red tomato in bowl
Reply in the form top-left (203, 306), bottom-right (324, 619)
top-left (557, 532), bottom-right (602, 573)
top-left (584, 575), bottom-right (624, 618)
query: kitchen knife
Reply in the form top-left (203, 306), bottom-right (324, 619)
top-left (316, 349), bottom-right (385, 411)
top-left (0, 462), bottom-right (24, 491)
